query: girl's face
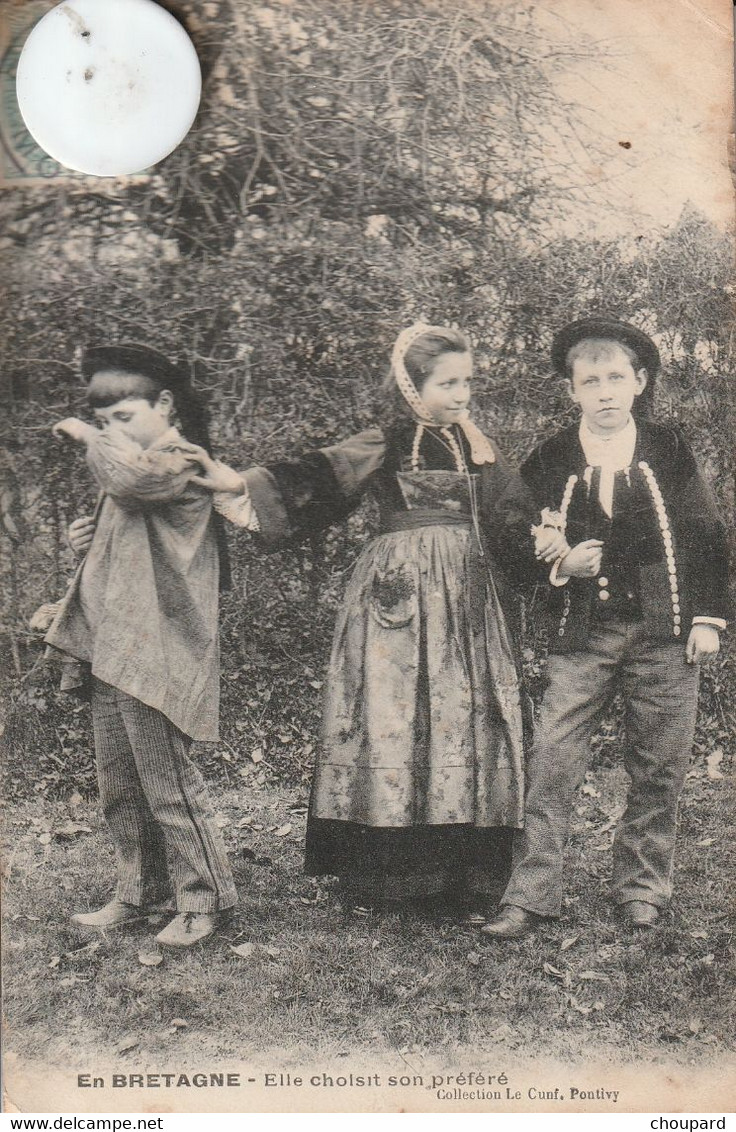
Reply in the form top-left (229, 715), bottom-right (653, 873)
top-left (419, 350), bottom-right (473, 426)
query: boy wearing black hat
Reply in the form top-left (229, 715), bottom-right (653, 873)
top-left (482, 317), bottom-right (730, 938)
top-left (44, 345), bottom-right (239, 947)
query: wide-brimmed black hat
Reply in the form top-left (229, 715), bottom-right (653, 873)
top-left (551, 317), bottom-right (660, 377)
top-left (81, 343), bottom-right (185, 388)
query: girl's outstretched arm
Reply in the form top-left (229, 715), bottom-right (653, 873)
top-left (187, 450), bottom-right (263, 531)
top-left (213, 428), bottom-right (386, 549)
top-left (479, 456), bottom-right (551, 589)
top-left (188, 451), bottom-right (246, 495)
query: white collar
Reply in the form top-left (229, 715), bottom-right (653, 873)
top-left (578, 416), bottom-right (637, 471)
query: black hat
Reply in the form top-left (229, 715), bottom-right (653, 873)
top-left (81, 341), bottom-right (231, 590)
top-left (81, 343), bottom-right (185, 388)
top-left (551, 317), bottom-right (660, 377)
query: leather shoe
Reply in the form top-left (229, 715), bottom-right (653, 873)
top-left (480, 905), bottom-right (541, 940)
top-left (618, 900), bottom-right (659, 929)
top-left (71, 899), bottom-right (144, 929)
top-left (155, 912), bottom-right (218, 948)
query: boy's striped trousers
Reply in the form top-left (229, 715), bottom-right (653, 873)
top-left (90, 679), bottom-right (237, 913)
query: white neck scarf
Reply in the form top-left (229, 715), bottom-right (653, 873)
top-left (579, 416), bottom-right (637, 517)
top-left (391, 322), bottom-right (495, 466)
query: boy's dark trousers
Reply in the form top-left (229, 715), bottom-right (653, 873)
top-left (91, 679), bottom-right (237, 913)
top-left (501, 621), bottom-right (700, 916)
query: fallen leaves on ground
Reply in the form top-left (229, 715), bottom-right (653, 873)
top-left (138, 947), bottom-right (163, 967)
top-left (229, 942), bottom-right (256, 959)
top-left (55, 822), bottom-right (93, 839)
top-left (165, 1017), bottom-right (189, 1036)
top-left (115, 1034), bottom-right (139, 1054)
top-left (65, 940), bottom-right (101, 958)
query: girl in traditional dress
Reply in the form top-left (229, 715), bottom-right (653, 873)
top-left (215, 323), bottom-right (564, 917)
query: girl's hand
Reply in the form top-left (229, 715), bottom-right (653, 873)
top-left (685, 625), bottom-right (720, 665)
top-left (534, 527), bottom-right (570, 564)
top-left (68, 515), bottom-right (96, 554)
top-left (188, 449), bottom-right (245, 495)
top-left (556, 539), bottom-right (604, 579)
top-left (52, 417), bottom-right (96, 444)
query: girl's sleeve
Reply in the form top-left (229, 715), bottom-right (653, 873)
top-left (85, 432), bottom-right (203, 503)
top-left (212, 489), bottom-right (261, 530)
top-left (225, 428), bottom-right (386, 549)
top-left (479, 446), bottom-right (548, 590)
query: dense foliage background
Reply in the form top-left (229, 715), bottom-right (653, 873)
top-left (1, 0), bottom-right (733, 800)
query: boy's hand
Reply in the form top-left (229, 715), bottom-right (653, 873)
top-left (534, 527), bottom-right (570, 565)
top-left (52, 417), bottom-right (97, 444)
top-left (29, 601), bottom-right (63, 632)
top-left (685, 624), bottom-right (720, 665)
top-left (68, 515), bottom-right (96, 554)
top-left (189, 449), bottom-right (245, 495)
top-left (556, 539), bottom-right (604, 579)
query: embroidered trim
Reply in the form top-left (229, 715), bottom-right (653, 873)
top-left (638, 460), bottom-right (682, 637)
top-left (559, 474), bottom-right (578, 536)
top-left (583, 465), bottom-right (594, 494)
top-left (439, 426), bottom-right (467, 474)
top-left (553, 474), bottom-right (579, 636)
top-left (392, 325), bottom-right (437, 423)
top-left (410, 424), bottom-right (424, 472)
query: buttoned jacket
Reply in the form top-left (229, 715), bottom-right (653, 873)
top-left (519, 420), bottom-right (730, 653)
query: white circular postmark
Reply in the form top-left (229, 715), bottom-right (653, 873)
top-left (16, 0), bottom-right (201, 177)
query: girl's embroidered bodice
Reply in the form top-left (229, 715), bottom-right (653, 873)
top-left (374, 423), bottom-right (480, 516)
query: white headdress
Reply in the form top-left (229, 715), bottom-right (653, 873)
top-left (391, 322), bottom-right (495, 465)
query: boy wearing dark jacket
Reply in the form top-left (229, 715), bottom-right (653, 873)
top-left (482, 317), bottom-right (730, 937)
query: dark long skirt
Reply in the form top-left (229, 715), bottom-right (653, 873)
top-left (305, 818), bottom-right (513, 905)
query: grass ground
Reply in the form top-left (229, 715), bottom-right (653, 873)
top-left (3, 742), bottom-right (734, 1104)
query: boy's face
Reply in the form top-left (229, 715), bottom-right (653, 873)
top-left (420, 350), bottom-right (473, 426)
top-left (566, 342), bottom-right (647, 436)
top-left (91, 373), bottom-right (173, 449)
